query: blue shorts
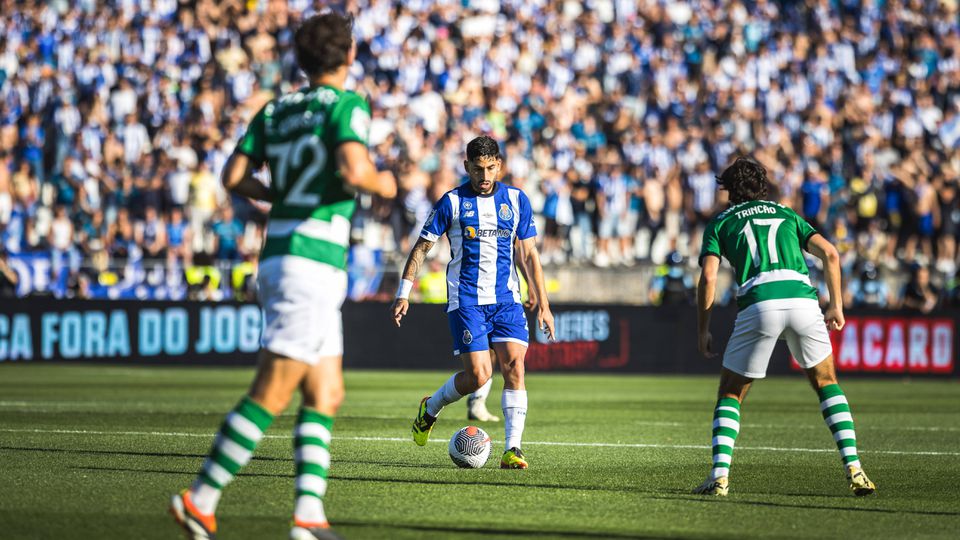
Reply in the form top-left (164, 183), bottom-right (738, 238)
top-left (919, 213), bottom-right (934, 238)
top-left (448, 302), bottom-right (529, 356)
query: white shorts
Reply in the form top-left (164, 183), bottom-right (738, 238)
top-left (723, 298), bottom-right (832, 379)
top-left (258, 256), bottom-right (347, 365)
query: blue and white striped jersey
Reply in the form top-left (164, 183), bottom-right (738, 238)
top-left (420, 182), bottom-right (537, 312)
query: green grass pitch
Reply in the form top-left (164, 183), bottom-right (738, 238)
top-left (0, 365), bottom-right (958, 539)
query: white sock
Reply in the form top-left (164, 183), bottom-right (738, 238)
top-left (471, 378), bottom-right (493, 401)
top-left (294, 495), bottom-right (327, 526)
top-left (502, 389), bottom-right (527, 450)
top-left (189, 479), bottom-right (221, 515)
top-left (426, 373), bottom-right (463, 417)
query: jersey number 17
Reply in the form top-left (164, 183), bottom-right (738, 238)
top-left (739, 218), bottom-right (785, 267)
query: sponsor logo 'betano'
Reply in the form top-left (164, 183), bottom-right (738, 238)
top-left (463, 227), bottom-right (511, 240)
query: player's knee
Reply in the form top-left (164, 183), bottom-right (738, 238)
top-left (498, 353), bottom-right (521, 371)
top-left (302, 380), bottom-right (345, 413)
top-left (463, 370), bottom-right (488, 392)
top-left (325, 381), bottom-right (345, 412)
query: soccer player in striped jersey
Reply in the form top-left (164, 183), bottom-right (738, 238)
top-left (169, 13), bottom-right (395, 540)
top-left (694, 157), bottom-right (876, 497)
top-left (392, 135), bottom-right (555, 469)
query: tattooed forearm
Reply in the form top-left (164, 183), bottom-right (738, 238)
top-left (402, 238), bottom-right (435, 281)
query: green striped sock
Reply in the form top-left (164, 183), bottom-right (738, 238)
top-left (190, 396), bottom-right (274, 514)
top-left (710, 397), bottom-right (741, 480)
top-left (293, 408), bottom-right (334, 526)
top-left (818, 384), bottom-right (862, 469)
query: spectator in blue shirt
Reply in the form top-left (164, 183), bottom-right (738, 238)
top-left (212, 205), bottom-right (244, 262)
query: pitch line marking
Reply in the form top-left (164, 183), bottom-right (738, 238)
top-left (0, 428), bottom-right (957, 457)
top-left (0, 402), bottom-right (957, 433)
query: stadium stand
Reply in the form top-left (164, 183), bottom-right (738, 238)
top-left (1, 0), bottom-right (959, 310)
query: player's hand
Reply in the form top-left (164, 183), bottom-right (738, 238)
top-left (698, 331), bottom-right (716, 358)
top-left (824, 305), bottom-right (845, 331)
top-left (391, 298), bottom-right (409, 328)
top-left (538, 306), bottom-right (556, 341)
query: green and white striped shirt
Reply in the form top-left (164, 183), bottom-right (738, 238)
top-left (237, 85), bottom-right (371, 270)
top-left (700, 200), bottom-right (820, 309)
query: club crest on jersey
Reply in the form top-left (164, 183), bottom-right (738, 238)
top-left (464, 226), bottom-right (477, 239)
top-left (463, 330), bottom-right (473, 345)
top-left (498, 203), bottom-right (513, 221)
top-left (463, 201), bottom-right (473, 210)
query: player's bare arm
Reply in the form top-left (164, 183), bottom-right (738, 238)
top-left (392, 237), bottom-right (435, 327)
top-left (805, 233), bottom-right (845, 331)
top-left (222, 151), bottom-right (271, 201)
top-left (517, 236), bottom-right (555, 340)
top-left (337, 142), bottom-right (397, 199)
top-left (514, 239), bottom-right (537, 309)
top-left (697, 254), bottom-right (720, 358)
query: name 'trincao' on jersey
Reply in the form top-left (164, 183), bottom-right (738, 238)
top-left (420, 182), bottom-right (536, 311)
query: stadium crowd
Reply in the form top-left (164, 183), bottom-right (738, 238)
top-left (1, 0), bottom-right (960, 310)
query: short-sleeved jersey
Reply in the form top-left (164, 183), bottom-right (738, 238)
top-left (236, 85), bottom-right (371, 270)
top-left (700, 200), bottom-right (820, 309)
top-left (420, 182), bottom-right (536, 312)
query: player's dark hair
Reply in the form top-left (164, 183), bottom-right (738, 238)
top-left (717, 156), bottom-right (769, 204)
top-left (466, 136), bottom-right (502, 161)
top-left (294, 12), bottom-right (354, 77)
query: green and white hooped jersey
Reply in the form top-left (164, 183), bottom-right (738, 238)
top-left (700, 200), bottom-right (820, 309)
top-left (236, 85), bottom-right (371, 270)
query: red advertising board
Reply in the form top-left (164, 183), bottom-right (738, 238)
top-left (791, 317), bottom-right (955, 374)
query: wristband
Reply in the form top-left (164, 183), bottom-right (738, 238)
top-left (396, 279), bottom-right (414, 300)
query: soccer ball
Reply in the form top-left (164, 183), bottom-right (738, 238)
top-left (448, 426), bottom-right (491, 468)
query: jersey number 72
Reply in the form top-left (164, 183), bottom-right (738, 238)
top-left (266, 133), bottom-right (327, 207)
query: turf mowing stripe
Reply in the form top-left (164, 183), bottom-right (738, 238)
top-left (1, 428), bottom-right (958, 457)
top-left (3, 402), bottom-right (957, 433)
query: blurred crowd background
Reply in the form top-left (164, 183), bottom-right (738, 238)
top-left (1, 0), bottom-right (959, 311)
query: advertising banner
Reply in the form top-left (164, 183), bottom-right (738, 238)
top-left (0, 298), bottom-right (261, 364)
top-left (0, 299), bottom-right (956, 376)
top-left (789, 315), bottom-right (955, 375)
